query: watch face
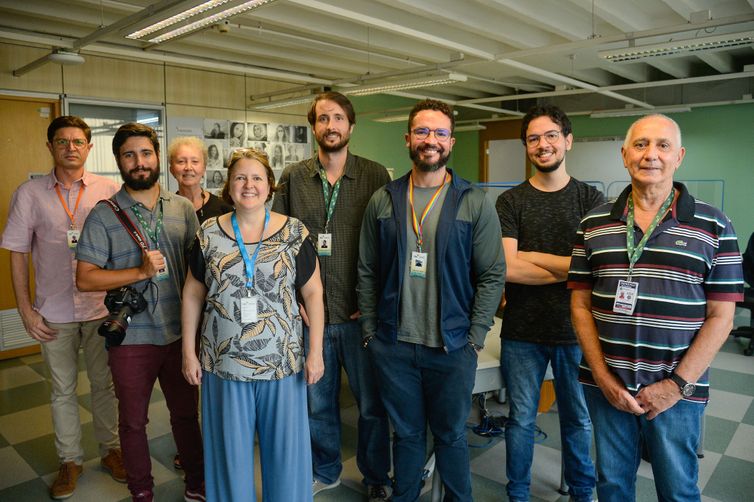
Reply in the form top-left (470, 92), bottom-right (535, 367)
top-left (681, 383), bottom-right (696, 397)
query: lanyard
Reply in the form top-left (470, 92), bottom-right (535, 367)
top-left (409, 172), bottom-right (449, 252)
top-left (318, 168), bottom-right (342, 232)
top-left (231, 209), bottom-right (270, 294)
top-left (625, 188), bottom-right (675, 279)
top-left (54, 184), bottom-right (85, 229)
top-left (131, 199), bottom-right (164, 249)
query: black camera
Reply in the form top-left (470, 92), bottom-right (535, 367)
top-left (98, 286), bottom-right (148, 347)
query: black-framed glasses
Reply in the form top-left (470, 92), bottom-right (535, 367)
top-left (411, 127), bottom-right (451, 141)
top-left (525, 130), bottom-right (561, 147)
top-left (53, 138), bottom-right (88, 149)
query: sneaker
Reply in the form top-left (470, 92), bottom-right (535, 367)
top-left (50, 461), bottom-right (83, 500)
top-left (173, 453), bottom-right (183, 470)
top-left (368, 484), bottom-right (393, 501)
top-left (132, 489), bottom-right (153, 502)
top-left (101, 448), bottom-right (127, 483)
top-left (312, 478), bottom-right (340, 496)
top-left (184, 483), bottom-right (207, 502)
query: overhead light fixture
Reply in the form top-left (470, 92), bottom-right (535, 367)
top-left (341, 73), bottom-right (468, 97)
top-left (455, 123), bottom-right (487, 132)
top-left (47, 50), bottom-right (86, 65)
top-left (589, 106), bottom-right (691, 118)
top-left (126, 0), bottom-right (233, 40)
top-left (372, 114), bottom-right (409, 123)
top-left (127, 0), bottom-right (276, 44)
top-left (249, 94), bottom-right (315, 110)
top-left (599, 31), bottom-right (754, 63)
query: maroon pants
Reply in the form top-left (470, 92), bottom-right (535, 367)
top-left (109, 340), bottom-right (204, 495)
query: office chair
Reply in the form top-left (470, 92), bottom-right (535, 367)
top-left (732, 232), bottom-right (754, 356)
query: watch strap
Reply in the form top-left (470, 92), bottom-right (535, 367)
top-left (669, 372), bottom-right (688, 390)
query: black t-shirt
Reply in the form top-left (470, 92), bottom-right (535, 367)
top-left (197, 193), bottom-right (233, 223)
top-left (496, 178), bottom-right (603, 344)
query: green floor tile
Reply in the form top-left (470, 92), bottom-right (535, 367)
top-left (13, 434), bottom-right (60, 476)
top-left (703, 455), bottom-right (754, 501)
top-left (702, 415), bottom-right (740, 454)
top-left (0, 476), bottom-right (51, 501)
top-left (709, 367), bottom-right (754, 397)
top-left (0, 381), bottom-right (51, 415)
top-left (0, 432), bottom-right (8, 448)
top-left (0, 358), bottom-right (23, 370)
top-left (148, 432), bottom-right (179, 472)
top-left (741, 399), bottom-right (754, 426)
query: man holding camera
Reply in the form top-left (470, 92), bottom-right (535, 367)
top-left (75, 123), bottom-right (204, 502)
top-left (1, 115), bottom-right (122, 500)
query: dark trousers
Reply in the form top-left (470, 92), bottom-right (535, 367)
top-left (109, 340), bottom-right (204, 495)
top-left (369, 338), bottom-right (477, 502)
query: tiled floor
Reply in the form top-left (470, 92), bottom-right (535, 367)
top-left (0, 336), bottom-right (752, 501)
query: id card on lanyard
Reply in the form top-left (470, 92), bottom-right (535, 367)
top-left (408, 173), bottom-right (448, 279)
top-left (131, 200), bottom-right (168, 280)
top-left (55, 184), bottom-right (84, 249)
top-left (232, 209), bottom-right (269, 324)
top-left (317, 167), bottom-right (342, 257)
top-left (613, 189), bottom-right (674, 315)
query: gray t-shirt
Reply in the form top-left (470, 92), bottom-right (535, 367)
top-left (398, 184), bottom-right (449, 347)
top-left (76, 186), bottom-right (199, 345)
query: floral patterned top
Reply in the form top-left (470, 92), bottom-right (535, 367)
top-left (189, 215), bottom-right (316, 381)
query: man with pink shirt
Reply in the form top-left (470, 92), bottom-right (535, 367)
top-left (1, 116), bottom-right (124, 500)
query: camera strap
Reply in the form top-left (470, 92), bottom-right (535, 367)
top-left (99, 199), bottom-right (150, 253)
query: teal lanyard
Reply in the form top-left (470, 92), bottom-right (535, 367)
top-left (625, 189), bottom-right (675, 280)
top-left (231, 209), bottom-right (269, 293)
top-left (318, 168), bottom-right (342, 232)
top-left (131, 200), bottom-right (164, 249)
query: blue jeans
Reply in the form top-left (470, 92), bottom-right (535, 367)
top-left (501, 340), bottom-right (595, 502)
top-left (583, 385), bottom-right (704, 502)
top-left (369, 338), bottom-right (477, 502)
top-left (305, 321), bottom-right (390, 486)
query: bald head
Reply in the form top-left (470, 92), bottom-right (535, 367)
top-left (623, 114), bottom-right (682, 150)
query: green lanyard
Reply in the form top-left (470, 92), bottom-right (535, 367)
top-left (131, 200), bottom-right (164, 249)
top-left (318, 168), bottom-right (342, 232)
top-left (625, 189), bottom-right (674, 280)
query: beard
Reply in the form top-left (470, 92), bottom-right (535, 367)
top-left (119, 162), bottom-right (160, 190)
top-left (409, 144), bottom-right (451, 172)
top-left (316, 130), bottom-right (350, 153)
top-left (530, 149), bottom-right (564, 174)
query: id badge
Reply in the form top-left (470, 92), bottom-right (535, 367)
top-left (409, 251), bottom-right (428, 278)
top-left (155, 263), bottom-right (170, 281)
top-left (241, 295), bottom-right (258, 324)
top-left (317, 233), bottom-right (332, 256)
top-left (66, 229), bottom-right (80, 249)
top-left (613, 280), bottom-right (639, 315)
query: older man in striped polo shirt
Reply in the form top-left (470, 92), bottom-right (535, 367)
top-left (568, 114), bottom-right (744, 502)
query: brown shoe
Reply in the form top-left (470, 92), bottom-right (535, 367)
top-left (50, 461), bottom-right (83, 500)
top-left (101, 448), bottom-right (127, 483)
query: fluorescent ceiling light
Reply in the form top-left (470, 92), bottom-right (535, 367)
top-left (600, 31), bottom-right (754, 63)
top-left (129, 0), bottom-right (276, 44)
top-left (372, 114), bottom-right (409, 123)
top-left (455, 123), bottom-right (486, 132)
top-left (589, 106), bottom-right (691, 118)
top-left (126, 0), bottom-right (232, 40)
top-left (249, 95), bottom-right (315, 110)
top-left (341, 73), bottom-right (468, 97)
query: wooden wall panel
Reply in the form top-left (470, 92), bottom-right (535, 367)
top-left (166, 66), bottom-right (245, 109)
top-left (0, 44), bottom-right (63, 94)
top-left (63, 54), bottom-right (164, 103)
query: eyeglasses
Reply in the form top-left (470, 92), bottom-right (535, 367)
top-left (53, 138), bottom-right (88, 149)
top-left (525, 130), bottom-right (561, 147)
top-left (411, 127), bottom-right (451, 141)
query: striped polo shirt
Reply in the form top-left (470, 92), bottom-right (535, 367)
top-left (568, 182), bottom-right (744, 403)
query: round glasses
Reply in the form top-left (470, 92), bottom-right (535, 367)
top-left (525, 130), bottom-right (561, 147)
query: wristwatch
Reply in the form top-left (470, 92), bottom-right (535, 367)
top-left (669, 372), bottom-right (696, 398)
top-left (362, 335), bottom-right (374, 349)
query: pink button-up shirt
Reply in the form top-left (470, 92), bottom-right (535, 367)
top-left (1, 169), bottom-right (120, 323)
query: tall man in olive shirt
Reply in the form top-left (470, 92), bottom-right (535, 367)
top-left (272, 91), bottom-right (392, 501)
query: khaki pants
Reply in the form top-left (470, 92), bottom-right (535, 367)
top-left (41, 318), bottom-right (119, 463)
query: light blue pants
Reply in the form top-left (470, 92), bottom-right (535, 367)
top-left (202, 370), bottom-right (313, 502)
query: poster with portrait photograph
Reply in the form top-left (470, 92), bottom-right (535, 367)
top-left (292, 126), bottom-right (308, 144)
top-left (203, 120), bottom-right (228, 139)
top-left (247, 122), bottom-right (268, 142)
top-left (228, 121), bottom-right (246, 148)
top-left (205, 139), bottom-right (225, 171)
top-left (268, 123), bottom-right (291, 144)
top-left (206, 170), bottom-right (226, 190)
